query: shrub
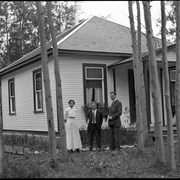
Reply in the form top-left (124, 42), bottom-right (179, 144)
top-left (79, 126), bottom-right (137, 148)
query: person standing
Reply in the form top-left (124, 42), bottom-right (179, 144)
top-left (64, 100), bottom-right (82, 152)
top-left (108, 91), bottom-right (122, 151)
top-left (87, 101), bottom-right (103, 151)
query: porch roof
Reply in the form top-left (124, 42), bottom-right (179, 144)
top-left (108, 43), bottom-right (176, 68)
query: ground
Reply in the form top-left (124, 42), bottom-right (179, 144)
top-left (4, 143), bottom-right (180, 178)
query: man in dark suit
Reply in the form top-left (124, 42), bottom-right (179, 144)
top-left (108, 91), bottom-right (122, 151)
top-left (87, 101), bottom-right (103, 151)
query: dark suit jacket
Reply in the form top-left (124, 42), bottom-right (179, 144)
top-left (87, 109), bottom-right (103, 132)
top-left (109, 99), bottom-right (122, 128)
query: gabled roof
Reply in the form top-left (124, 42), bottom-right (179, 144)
top-left (0, 18), bottom-right (86, 74)
top-left (0, 16), bottom-right (172, 74)
top-left (57, 16), bottom-right (166, 53)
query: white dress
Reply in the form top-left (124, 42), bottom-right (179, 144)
top-left (64, 107), bottom-right (82, 151)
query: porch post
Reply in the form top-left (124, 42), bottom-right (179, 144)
top-left (113, 68), bottom-right (116, 92)
top-left (143, 61), bottom-right (151, 131)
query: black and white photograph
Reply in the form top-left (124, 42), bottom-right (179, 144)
top-left (0, 1), bottom-right (179, 178)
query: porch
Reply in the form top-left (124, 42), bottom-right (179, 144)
top-left (108, 53), bottom-right (176, 130)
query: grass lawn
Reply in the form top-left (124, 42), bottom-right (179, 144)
top-left (4, 143), bottom-right (180, 178)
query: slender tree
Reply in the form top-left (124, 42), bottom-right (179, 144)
top-left (0, 80), bottom-right (5, 177)
top-left (128, 1), bottom-right (144, 153)
top-left (0, 1), bottom-right (80, 68)
top-left (161, 0), bottom-right (176, 170)
top-left (46, 1), bottom-right (69, 162)
top-left (36, 1), bottom-right (57, 166)
top-left (175, 0), bottom-right (180, 164)
top-left (136, 1), bottom-right (148, 144)
top-left (143, 1), bottom-right (165, 164)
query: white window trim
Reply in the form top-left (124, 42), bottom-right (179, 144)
top-left (8, 79), bottom-right (16, 114)
top-left (85, 66), bottom-right (105, 103)
top-left (33, 70), bottom-right (43, 112)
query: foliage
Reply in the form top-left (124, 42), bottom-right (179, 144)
top-left (81, 103), bottom-right (110, 121)
top-left (123, 106), bottom-right (136, 127)
top-left (3, 133), bottom-right (63, 152)
top-left (4, 143), bottom-right (180, 178)
top-left (156, 1), bottom-right (176, 43)
top-left (0, 1), bottom-right (81, 68)
top-left (79, 127), bottom-right (137, 147)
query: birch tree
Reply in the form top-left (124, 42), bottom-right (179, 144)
top-left (142, 1), bottom-right (165, 164)
top-left (0, 83), bottom-right (5, 177)
top-left (36, 1), bottom-right (57, 166)
top-left (46, 1), bottom-right (69, 162)
top-left (136, 1), bottom-right (148, 144)
top-left (161, 0), bottom-right (176, 170)
top-left (128, 1), bottom-right (144, 153)
top-left (175, 0), bottom-right (180, 164)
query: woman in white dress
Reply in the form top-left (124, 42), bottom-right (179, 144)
top-left (64, 100), bottom-right (82, 152)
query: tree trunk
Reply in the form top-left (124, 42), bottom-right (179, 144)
top-left (143, 1), bottom-right (165, 164)
top-left (161, 0), bottom-right (176, 170)
top-left (175, 0), bottom-right (180, 164)
top-left (0, 80), bottom-right (5, 178)
top-left (128, 1), bottom-right (144, 153)
top-left (46, 1), bottom-right (69, 163)
top-left (136, 1), bottom-right (148, 144)
top-left (36, 1), bottom-right (57, 165)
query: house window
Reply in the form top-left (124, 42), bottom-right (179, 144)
top-left (8, 78), bottom-right (16, 115)
top-left (33, 68), bottom-right (43, 112)
top-left (83, 64), bottom-right (107, 105)
top-left (169, 69), bottom-right (175, 117)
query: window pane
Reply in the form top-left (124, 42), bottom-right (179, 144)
top-left (11, 97), bottom-right (15, 112)
top-left (35, 72), bottom-right (42, 91)
top-left (86, 87), bottom-right (103, 104)
top-left (86, 80), bottom-right (102, 88)
top-left (36, 91), bottom-right (42, 109)
top-left (86, 68), bottom-right (103, 79)
top-left (10, 81), bottom-right (15, 96)
top-left (170, 70), bottom-right (176, 81)
top-left (170, 81), bottom-right (175, 116)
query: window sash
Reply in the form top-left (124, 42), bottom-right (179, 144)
top-left (8, 79), bottom-right (16, 114)
top-left (33, 69), bottom-right (43, 112)
top-left (170, 70), bottom-right (176, 81)
top-left (84, 66), bottom-right (105, 105)
top-left (10, 97), bottom-right (15, 113)
top-left (36, 91), bottom-right (43, 111)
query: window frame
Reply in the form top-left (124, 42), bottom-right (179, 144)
top-left (33, 68), bottom-right (43, 113)
top-left (8, 78), bottom-right (16, 115)
top-left (83, 63), bottom-right (108, 105)
top-left (169, 68), bottom-right (176, 117)
top-left (170, 70), bottom-right (176, 82)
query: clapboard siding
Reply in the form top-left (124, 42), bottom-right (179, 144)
top-left (115, 67), bottom-right (130, 127)
top-left (156, 48), bottom-right (176, 62)
top-left (1, 53), bottom-right (122, 132)
top-left (57, 54), bottom-right (121, 129)
top-left (1, 62), bottom-right (49, 131)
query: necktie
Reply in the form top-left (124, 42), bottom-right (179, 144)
top-left (92, 110), bottom-right (96, 123)
top-left (111, 100), bottom-right (114, 107)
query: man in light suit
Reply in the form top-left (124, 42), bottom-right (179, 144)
top-left (87, 101), bottom-right (103, 150)
top-left (108, 91), bottom-right (122, 151)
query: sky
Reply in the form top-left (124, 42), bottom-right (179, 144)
top-left (77, 1), bottom-right (162, 38)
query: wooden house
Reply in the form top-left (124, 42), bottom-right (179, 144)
top-left (0, 16), bottom-right (174, 134)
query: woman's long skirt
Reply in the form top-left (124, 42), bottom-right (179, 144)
top-left (65, 118), bottom-right (82, 150)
